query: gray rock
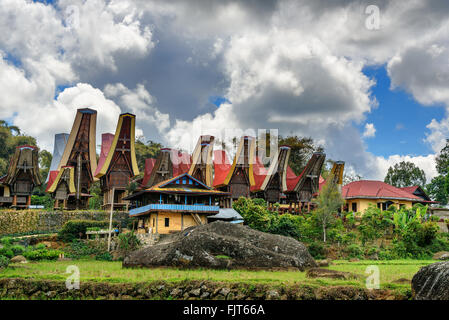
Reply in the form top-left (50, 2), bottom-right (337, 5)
top-left (412, 261), bottom-right (449, 300)
top-left (266, 290), bottom-right (280, 300)
top-left (123, 221), bottom-right (317, 270)
top-left (190, 288), bottom-right (201, 297)
top-left (219, 287), bottom-right (231, 297)
top-left (170, 288), bottom-right (183, 297)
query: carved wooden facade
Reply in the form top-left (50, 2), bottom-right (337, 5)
top-left (47, 108), bottom-right (97, 209)
top-left (215, 136), bottom-right (256, 206)
top-left (142, 148), bottom-right (191, 188)
top-left (253, 146), bottom-right (291, 204)
top-left (285, 152), bottom-right (326, 204)
top-left (95, 113), bottom-right (139, 210)
top-left (188, 135), bottom-right (214, 187)
top-left (0, 145), bottom-right (42, 207)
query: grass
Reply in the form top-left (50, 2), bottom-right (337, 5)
top-left (0, 259), bottom-right (433, 292)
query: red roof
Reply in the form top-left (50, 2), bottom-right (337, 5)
top-left (286, 165), bottom-right (301, 191)
top-left (399, 186), bottom-right (419, 194)
top-left (141, 158), bottom-right (157, 187)
top-left (342, 180), bottom-right (422, 201)
top-left (94, 133), bottom-right (114, 177)
top-left (213, 150), bottom-right (231, 187)
top-left (45, 170), bottom-right (59, 192)
top-left (250, 156), bottom-right (268, 192)
top-left (170, 149), bottom-right (191, 177)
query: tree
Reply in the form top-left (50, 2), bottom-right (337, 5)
top-left (0, 121), bottom-right (37, 175)
top-left (426, 175), bottom-right (449, 205)
top-left (435, 139), bottom-right (449, 176)
top-left (314, 175), bottom-right (345, 242)
top-left (384, 161), bottom-right (426, 188)
top-left (135, 139), bottom-right (162, 173)
top-left (278, 135), bottom-right (322, 175)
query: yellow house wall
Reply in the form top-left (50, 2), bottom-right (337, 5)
top-left (138, 212), bottom-right (209, 234)
top-left (346, 198), bottom-right (413, 214)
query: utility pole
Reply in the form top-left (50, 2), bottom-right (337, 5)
top-left (107, 187), bottom-right (115, 252)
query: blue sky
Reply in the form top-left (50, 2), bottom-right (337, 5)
top-left (360, 65), bottom-right (445, 158)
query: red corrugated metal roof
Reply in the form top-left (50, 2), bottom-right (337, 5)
top-left (94, 133), bottom-right (114, 177)
top-left (171, 149), bottom-right (191, 177)
top-left (342, 180), bottom-right (422, 201)
top-left (45, 170), bottom-right (59, 192)
top-left (213, 150), bottom-right (231, 187)
top-left (250, 157), bottom-right (268, 192)
top-left (286, 165), bottom-right (303, 191)
top-left (141, 158), bottom-right (157, 187)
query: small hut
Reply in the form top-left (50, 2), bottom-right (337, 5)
top-left (188, 135), bottom-right (214, 187)
top-left (47, 108), bottom-right (97, 209)
top-left (0, 145), bottom-right (42, 208)
top-left (214, 136), bottom-right (256, 207)
top-left (95, 113), bottom-right (139, 210)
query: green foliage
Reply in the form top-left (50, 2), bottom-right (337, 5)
top-left (23, 249), bottom-right (61, 261)
top-left (10, 245), bottom-right (25, 256)
top-left (62, 240), bottom-right (107, 259)
top-left (384, 161), bottom-right (426, 188)
top-left (436, 139), bottom-right (449, 176)
top-left (88, 181), bottom-right (103, 210)
top-left (0, 237), bottom-right (13, 246)
top-left (58, 220), bottom-right (110, 243)
top-left (95, 252), bottom-right (113, 261)
top-left (314, 175), bottom-right (344, 242)
top-left (346, 244), bottom-right (363, 259)
top-left (135, 139), bottom-right (162, 173)
top-left (0, 121), bottom-right (37, 176)
top-left (278, 136), bottom-right (320, 175)
top-left (233, 197), bottom-right (273, 232)
top-left (0, 255), bottom-right (9, 269)
top-left (118, 232), bottom-right (141, 255)
top-left (426, 175), bottom-right (449, 205)
top-left (0, 248), bottom-right (14, 258)
top-left (268, 214), bottom-right (302, 239)
top-left (307, 242), bottom-right (325, 260)
top-left (30, 194), bottom-right (54, 209)
top-left (358, 205), bottom-right (393, 245)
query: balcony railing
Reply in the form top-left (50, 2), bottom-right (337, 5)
top-left (129, 203), bottom-right (220, 216)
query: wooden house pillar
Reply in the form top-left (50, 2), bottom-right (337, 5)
top-left (12, 195), bottom-right (17, 207)
top-left (26, 196), bottom-right (31, 207)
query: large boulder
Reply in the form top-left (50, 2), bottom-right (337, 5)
top-left (412, 261), bottom-right (449, 300)
top-left (123, 221), bottom-right (317, 270)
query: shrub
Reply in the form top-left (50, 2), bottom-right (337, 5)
top-left (307, 242), bottom-right (326, 259)
top-left (58, 220), bottom-right (110, 243)
top-left (95, 252), bottom-right (113, 261)
top-left (346, 244), bottom-right (363, 259)
top-left (0, 255), bottom-right (9, 269)
top-left (268, 214), bottom-right (302, 239)
top-left (10, 245), bottom-right (25, 256)
top-left (0, 237), bottom-right (13, 246)
top-left (62, 240), bottom-right (107, 259)
top-left (0, 248), bottom-right (13, 259)
top-left (23, 249), bottom-right (61, 261)
top-left (118, 232), bottom-right (141, 255)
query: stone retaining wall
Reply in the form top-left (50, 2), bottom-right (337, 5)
top-left (0, 210), bottom-right (130, 236)
top-left (0, 278), bottom-right (408, 300)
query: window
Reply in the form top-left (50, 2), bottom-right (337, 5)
top-left (165, 218), bottom-right (170, 227)
top-left (351, 202), bottom-right (357, 212)
top-left (377, 203), bottom-right (381, 209)
top-left (152, 218), bottom-right (155, 227)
